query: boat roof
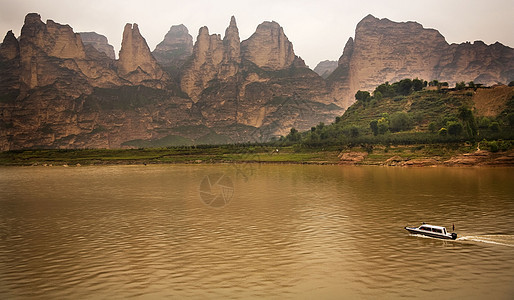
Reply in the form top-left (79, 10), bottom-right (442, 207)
top-left (420, 224), bottom-right (446, 230)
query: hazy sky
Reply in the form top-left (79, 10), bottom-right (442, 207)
top-left (1, 0), bottom-right (513, 68)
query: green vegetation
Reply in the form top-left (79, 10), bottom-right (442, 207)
top-left (281, 78), bottom-right (514, 148)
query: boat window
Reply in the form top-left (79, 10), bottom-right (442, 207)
top-left (433, 228), bottom-right (442, 233)
top-left (443, 229), bottom-right (446, 234)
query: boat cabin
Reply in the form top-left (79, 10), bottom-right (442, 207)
top-left (419, 224), bottom-right (447, 235)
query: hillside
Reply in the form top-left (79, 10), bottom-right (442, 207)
top-left (284, 80), bottom-right (514, 147)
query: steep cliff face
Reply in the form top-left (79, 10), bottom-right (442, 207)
top-left (117, 23), bottom-right (168, 87)
top-left (328, 15), bottom-right (514, 107)
top-left (16, 13), bottom-right (122, 95)
top-left (0, 30), bottom-right (20, 60)
top-left (435, 41), bottom-right (514, 84)
top-left (187, 19), bottom-right (340, 140)
top-left (180, 17), bottom-right (242, 103)
top-left (241, 21), bottom-right (299, 70)
top-left (79, 32), bottom-right (116, 59)
top-left (1, 13), bottom-right (512, 150)
top-left (0, 30), bottom-right (21, 96)
top-left (0, 14), bottom-right (187, 151)
top-left (152, 24), bottom-right (193, 69)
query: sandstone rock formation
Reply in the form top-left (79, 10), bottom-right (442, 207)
top-left (313, 60), bottom-right (338, 78)
top-left (241, 21), bottom-right (301, 70)
top-left (180, 16), bottom-right (242, 103)
top-left (79, 32), bottom-right (116, 59)
top-left (117, 23), bottom-right (168, 87)
top-left (152, 24), bottom-right (193, 69)
top-left (0, 30), bottom-right (20, 60)
top-left (0, 30), bottom-right (21, 97)
top-left (328, 14), bottom-right (514, 107)
top-left (1, 13), bottom-right (512, 151)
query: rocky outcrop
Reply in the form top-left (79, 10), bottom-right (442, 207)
top-left (182, 17), bottom-right (341, 139)
top-left (0, 30), bottom-right (20, 60)
top-left (152, 24), bottom-right (193, 68)
top-left (328, 14), bottom-right (514, 108)
top-left (117, 23), bottom-right (168, 87)
top-left (16, 13), bottom-right (122, 95)
top-left (0, 30), bottom-right (21, 97)
top-left (241, 21), bottom-right (300, 70)
top-left (180, 16), bottom-right (241, 103)
top-left (313, 60), bottom-right (338, 78)
top-left (435, 41), bottom-right (514, 85)
top-left (78, 32), bottom-right (115, 59)
top-left (1, 13), bottom-right (512, 150)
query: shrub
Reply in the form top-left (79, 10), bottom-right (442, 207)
top-left (447, 121), bottom-right (463, 136)
top-left (390, 112), bottom-right (412, 132)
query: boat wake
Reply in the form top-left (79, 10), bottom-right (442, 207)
top-left (457, 235), bottom-right (514, 247)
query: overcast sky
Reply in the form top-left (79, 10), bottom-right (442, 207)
top-left (1, 0), bottom-right (513, 68)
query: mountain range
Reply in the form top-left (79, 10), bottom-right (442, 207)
top-left (0, 13), bottom-right (512, 150)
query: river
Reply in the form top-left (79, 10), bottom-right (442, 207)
top-left (1, 164), bottom-right (513, 299)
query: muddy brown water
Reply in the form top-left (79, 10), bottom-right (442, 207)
top-left (1, 165), bottom-right (513, 299)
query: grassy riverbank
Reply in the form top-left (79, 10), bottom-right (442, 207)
top-left (1, 142), bottom-right (512, 167)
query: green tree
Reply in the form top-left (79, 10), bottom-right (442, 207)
top-left (394, 79), bottom-right (414, 96)
top-left (455, 81), bottom-right (466, 90)
top-left (373, 90), bottom-right (383, 100)
top-left (287, 127), bottom-right (301, 142)
top-left (447, 121), bottom-right (463, 136)
top-left (458, 106), bottom-right (477, 137)
top-left (374, 82), bottom-right (396, 98)
top-left (355, 90), bottom-right (371, 102)
top-left (370, 120), bottom-right (379, 136)
top-left (478, 116), bottom-right (491, 129)
top-left (412, 78), bottom-right (424, 91)
top-left (390, 112), bottom-right (412, 132)
top-left (377, 117), bottom-right (389, 134)
top-left (428, 122), bottom-right (438, 133)
top-left (348, 126), bottom-right (360, 138)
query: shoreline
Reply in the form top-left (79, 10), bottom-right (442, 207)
top-left (1, 148), bottom-right (513, 168)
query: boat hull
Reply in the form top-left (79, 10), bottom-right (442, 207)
top-left (405, 227), bottom-right (457, 240)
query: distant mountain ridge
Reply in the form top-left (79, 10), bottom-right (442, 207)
top-left (0, 13), bottom-right (512, 150)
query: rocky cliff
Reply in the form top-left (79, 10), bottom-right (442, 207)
top-left (241, 21), bottom-right (302, 70)
top-left (152, 24), bottom-right (193, 69)
top-left (328, 15), bottom-right (514, 106)
top-left (117, 23), bottom-right (169, 87)
top-left (0, 13), bottom-right (512, 150)
top-left (78, 32), bottom-right (116, 59)
top-left (181, 17), bottom-right (340, 140)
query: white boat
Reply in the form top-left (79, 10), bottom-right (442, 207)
top-left (405, 223), bottom-right (457, 240)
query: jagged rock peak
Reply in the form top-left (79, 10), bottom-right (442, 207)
top-left (24, 13), bottom-right (44, 26)
top-left (20, 13), bottom-right (86, 60)
top-left (79, 32), bottom-right (115, 59)
top-left (337, 37), bottom-right (354, 66)
top-left (154, 24), bottom-right (193, 54)
top-left (223, 16), bottom-right (240, 64)
top-left (118, 23), bottom-right (156, 73)
top-left (153, 24), bottom-right (193, 68)
top-left (0, 30), bottom-right (20, 60)
top-left (241, 21), bottom-right (296, 70)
